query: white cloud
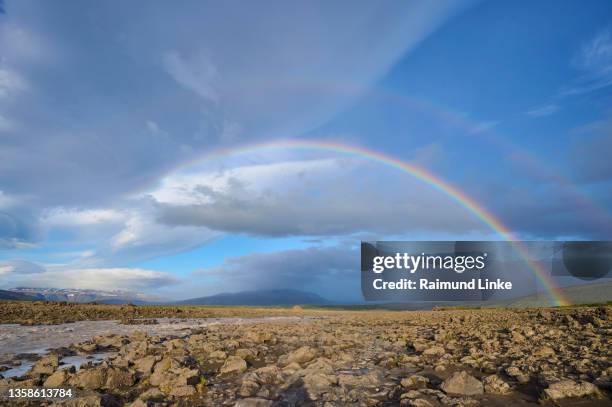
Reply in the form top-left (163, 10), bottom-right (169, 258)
top-left (164, 51), bottom-right (218, 103)
top-left (0, 68), bottom-right (26, 99)
top-left (109, 213), bottom-right (218, 252)
top-left (0, 1), bottom-right (468, 244)
top-left (0, 1), bottom-right (478, 272)
top-left (152, 152), bottom-right (485, 237)
top-left (526, 104), bottom-right (560, 118)
top-left (51, 250), bottom-right (95, 260)
top-left (46, 208), bottom-right (222, 267)
top-left (577, 28), bottom-right (612, 75)
top-left (0, 113), bottom-right (15, 131)
top-left (0, 190), bottom-right (18, 208)
top-left (468, 120), bottom-right (499, 134)
top-left (145, 120), bottom-right (160, 134)
top-left (151, 158), bottom-right (344, 205)
top-left (43, 208), bottom-right (126, 227)
top-left (562, 28), bottom-right (612, 96)
top-left (0, 22), bottom-right (49, 63)
top-left (151, 1), bottom-right (470, 139)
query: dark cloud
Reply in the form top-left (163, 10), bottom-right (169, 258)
top-left (193, 245), bottom-right (360, 302)
top-left (466, 177), bottom-right (612, 239)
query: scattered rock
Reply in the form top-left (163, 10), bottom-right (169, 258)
top-left (483, 374), bottom-right (511, 394)
top-left (219, 355), bottom-right (247, 376)
top-left (303, 373), bottom-right (338, 400)
top-left (401, 398), bottom-right (434, 407)
top-left (535, 346), bottom-right (556, 358)
top-left (285, 346), bottom-right (317, 365)
top-left (234, 398), bottom-right (274, 407)
top-left (0, 303), bottom-right (609, 405)
top-left (423, 346), bottom-right (445, 356)
top-left (543, 380), bottom-right (601, 400)
top-left (56, 394), bottom-right (110, 407)
top-left (43, 369), bottom-right (69, 387)
top-left (30, 354), bottom-right (59, 376)
top-left (440, 371), bottom-right (484, 396)
top-left (236, 348), bottom-right (257, 361)
top-left (72, 366), bottom-right (107, 390)
top-left (401, 374), bottom-right (429, 389)
top-left (105, 367), bottom-right (135, 390)
top-left (505, 366), bottom-right (530, 383)
top-left (134, 355), bottom-right (157, 374)
top-left (169, 385), bottom-right (196, 397)
top-left (209, 350), bottom-right (228, 360)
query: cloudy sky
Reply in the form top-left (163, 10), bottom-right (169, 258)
top-left (0, 0), bottom-right (611, 302)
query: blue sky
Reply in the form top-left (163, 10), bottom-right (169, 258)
top-left (0, 0), bottom-right (611, 302)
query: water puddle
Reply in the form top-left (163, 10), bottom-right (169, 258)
top-left (58, 352), bottom-right (117, 371)
top-left (0, 317), bottom-right (304, 355)
top-left (1, 363), bottom-right (31, 379)
top-left (1, 351), bottom-right (116, 379)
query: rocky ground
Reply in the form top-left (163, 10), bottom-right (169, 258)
top-left (0, 301), bottom-right (309, 325)
top-left (0, 305), bottom-right (610, 406)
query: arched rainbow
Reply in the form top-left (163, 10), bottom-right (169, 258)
top-left (175, 139), bottom-right (571, 306)
top-left (211, 79), bottom-right (612, 228)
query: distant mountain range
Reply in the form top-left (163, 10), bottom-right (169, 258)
top-left (0, 289), bottom-right (41, 301)
top-left (490, 280), bottom-right (612, 308)
top-left (3, 282), bottom-right (610, 307)
top-left (2, 287), bottom-right (330, 306)
top-left (176, 289), bottom-right (331, 306)
top-left (5, 287), bottom-right (156, 304)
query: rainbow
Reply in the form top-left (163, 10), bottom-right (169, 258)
top-left (222, 80), bottom-right (612, 228)
top-left (174, 139), bottom-right (571, 306)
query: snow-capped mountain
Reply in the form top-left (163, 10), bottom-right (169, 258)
top-left (8, 287), bottom-right (158, 304)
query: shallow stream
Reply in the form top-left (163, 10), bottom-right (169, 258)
top-left (0, 316), bottom-right (304, 378)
